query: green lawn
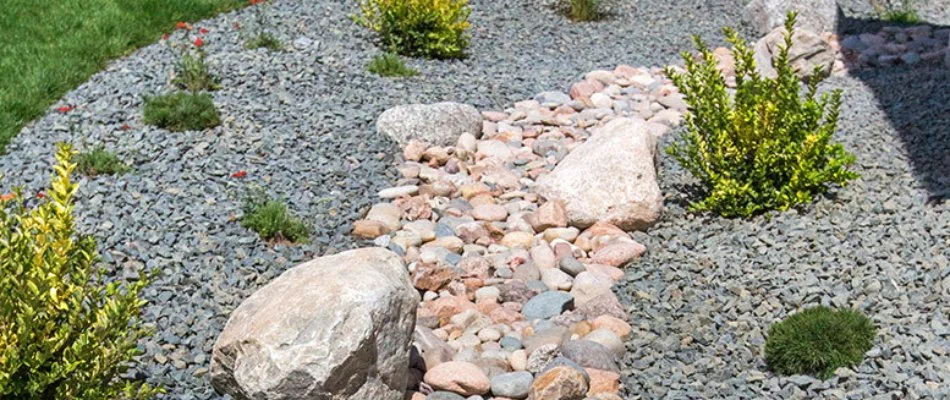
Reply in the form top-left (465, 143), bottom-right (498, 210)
top-left (0, 0), bottom-right (245, 152)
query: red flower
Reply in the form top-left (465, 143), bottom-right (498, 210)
top-left (162, 33), bottom-right (170, 40)
top-left (231, 170), bottom-right (248, 178)
top-left (0, 193), bottom-right (14, 202)
top-left (199, 27), bottom-right (210, 35)
top-left (120, 123), bottom-right (132, 131)
top-left (56, 105), bottom-right (73, 114)
top-left (175, 21), bottom-right (192, 30)
top-left (36, 192), bottom-right (46, 199)
top-left (194, 37), bottom-right (204, 47)
top-left (250, 0), bottom-right (266, 5)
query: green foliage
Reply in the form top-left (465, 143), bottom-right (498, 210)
top-left (77, 146), bottom-right (131, 177)
top-left (355, 0), bottom-right (471, 59)
top-left (241, 190), bottom-right (309, 243)
top-left (143, 91), bottom-right (220, 132)
top-left (245, 33), bottom-right (283, 51)
top-left (368, 53), bottom-right (419, 77)
top-left (664, 12), bottom-right (858, 218)
top-left (765, 306), bottom-right (876, 379)
top-left (244, 1), bottom-right (283, 51)
top-left (173, 50), bottom-right (220, 92)
top-left (872, 0), bottom-right (920, 24)
top-left (0, 143), bottom-right (159, 399)
top-left (0, 0), bottom-right (246, 152)
top-left (560, 0), bottom-right (604, 22)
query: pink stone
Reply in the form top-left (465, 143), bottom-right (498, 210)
top-left (472, 204), bottom-right (508, 221)
top-left (569, 79), bottom-right (605, 101)
top-left (589, 241), bottom-right (646, 267)
top-left (423, 361), bottom-right (491, 396)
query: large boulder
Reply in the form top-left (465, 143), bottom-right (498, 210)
top-left (210, 248), bottom-right (420, 400)
top-left (377, 102), bottom-right (482, 147)
top-left (754, 26), bottom-right (835, 80)
top-left (536, 118), bottom-right (662, 231)
top-left (745, 0), bottom-right (839, 36)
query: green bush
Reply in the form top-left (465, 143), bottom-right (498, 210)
top-left (0, 143), bottom-right (159, 399)
top-left (355, 0), bottom-right (471, 59)
top-left (241, 190), bottom-right (308, 243)
top-left (143, 91), bottom-right (220, 132)
top-left (560, 0), bottom-right (604, 21)
top-left (77, 146), bottom-right (131, 177)
top-left (664, 13), bottom-right (858, 218)
top-left (368, 53), bottom-right (419, 77)
top-left (765, 306), bottom-right (876, 379)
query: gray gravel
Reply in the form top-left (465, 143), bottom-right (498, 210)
top-left (620, 65), bottom-right (949, 399)
top-left (0, 0), bottom-right (753, 398)
top-left (2, 0), bottom-right (946, 397)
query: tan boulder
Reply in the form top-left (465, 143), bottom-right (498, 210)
top-left (211, 248), bottom-right (418, 400)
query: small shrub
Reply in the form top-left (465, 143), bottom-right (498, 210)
top-left (245, 33), bottom-right (283, 51)
top-left (0, 143), bottom-right (159, 399)
top-left (368, 53), bottom-right (419, 77)
top-left (143, 91), bottom-right (220, 132)
top-left (663, 12), bottom-right (858, 218)
top-left (765, 306), bottom-right (876, 379)
top-left (172, 38), bottom-right (219, 92)
top-left (871, 0), bottom-right (920, 24)
top-left (355, 0), bottom-right (471, 59)
top-left (77, 146), bottom-right (131, 176)
top-left (560, 0), bottom-right (604, 21)
top-left (241, 190), bottom-right (308, 243)
top-left (245, 0), bottom-right (283, 51)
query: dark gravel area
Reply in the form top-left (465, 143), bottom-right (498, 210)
top-left (0, 0), bottom-right (753, 398)
top-left (620, 65), bottom-right (949, 399)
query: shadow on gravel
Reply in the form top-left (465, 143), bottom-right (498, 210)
top-left (834, 13), bottom-right (950, 204)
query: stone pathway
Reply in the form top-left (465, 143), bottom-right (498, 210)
top-left (352, 66), bottom-right (688, 399)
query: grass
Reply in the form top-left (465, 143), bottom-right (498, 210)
top-left (765, 306), bottom-right (876, 379)
top-left (77, 146), bottom-right (131, 176)
top-left (367, 53), bottom-right (418, 77)
top-left (872, 0), bottom-right (921, 24)
top-left (143, 91), bottom-right (220, 132)
top-left (241, 190), bottom-right (309, 243)
top-left (882, 9), bottom-right (921, 24)
top-left (245, 33), bottom-right (283, 51)
top-left (0, 0), bottom-right (245, 153)
top-left (562, 0), bottom-right (604, 22)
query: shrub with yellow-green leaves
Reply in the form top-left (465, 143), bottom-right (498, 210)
top-left (0, 143), bottom-right (159, 399)
top-left (355, 0), bottom-right (471, 59)
top-left (664, 12), bottom-right (858, 218)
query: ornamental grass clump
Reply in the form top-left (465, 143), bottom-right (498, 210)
top-left (765, 306), bottom-right (876, 379)
top-left (77, 146), bottom-right (131, 177)
top-left (560, 0), bottom-right (605, 22)
top-left (0, 143), bottom-right (159, 399)
top-left (368, 53), bottom-right (419, 77)
top-left (143, 91), bottom-right (220, 132)
top-left (664, 12), bottom-right (858, 218)
top-left (355, 0), bottom-right (471, 59)
top-left (241, 190), bottom-right (309, 243)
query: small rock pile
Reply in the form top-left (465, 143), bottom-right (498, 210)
top-left (353, 65), bottom-right (688, 400)
top-left (832, 26), bottom-right (950, 69)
